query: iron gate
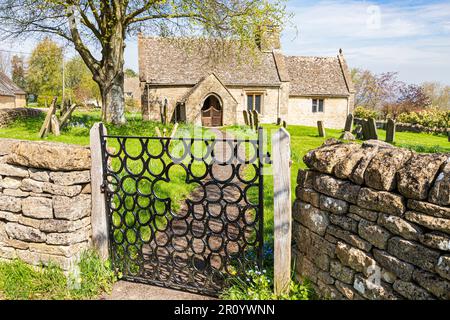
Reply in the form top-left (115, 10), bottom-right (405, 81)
top-left (99, 126), bottom-right (268, 296)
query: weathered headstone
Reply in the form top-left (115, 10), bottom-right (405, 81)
top-left (368, 118), bottom-right (378, 140)
top-left (361, 120), bottom-right (370, 140)
top-left (248, 111), bottom-right (254, 129)
top-left (39, 97), bottom-right (57, 138)
top-left (353, 124), bottom-right (364, 140)
top-left (344, 113), bottom-right (354, 132)
top-left (50, 115), bottom-right (60, 136)
top-left (282, 120), bottom-right (287, 128)
top-left (252, 110), bottom-right (259, 130)
top-left (317, 121), bottom-right (326, 137)
top-left (277, 117), bottom-right (281, 126)
top-left (386, 118), bottom-right (396, 143)
top-left (243, 110), bottom-right (249, 126)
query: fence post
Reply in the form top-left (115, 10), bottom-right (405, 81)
top-left (90, 122), bottom-right (109, 260)
top-left (272, 128), bottom-right (292, 296)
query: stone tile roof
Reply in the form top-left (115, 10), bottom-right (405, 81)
top-left (138, 36), bottom-right (282, 86)
top-left (138, 36), bottom-right (353, 97)
top-left (285, 55), bottom-right (351, 96)
top-left (0, 71), bottom-right (26, 96)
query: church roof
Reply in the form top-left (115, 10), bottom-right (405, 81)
top-left (0, 71), bottom-right (26, 96)
top-left (138, 36), bottom-right (353, 97)
top-left (285, 55), bottom-right (352, 96)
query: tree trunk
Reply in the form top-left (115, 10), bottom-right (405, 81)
top-left (100, 72), bottom-right (126, 125)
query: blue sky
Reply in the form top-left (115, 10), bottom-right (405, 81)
top-left (4, 0), bottom-right (450, 85)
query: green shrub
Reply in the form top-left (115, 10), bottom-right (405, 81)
top-left (220, 267), bottom-right (315, 300)
top-left (354, 106), bottom-right (380, 120)
top-left (0, 250), bottom-right (117, 300)
top-left (396, 108), bottom-right (449, 129)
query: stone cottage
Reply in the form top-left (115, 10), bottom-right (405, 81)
top-left (0, 71), bottom-right (26, 108)
top-left (138, 30), bottom-right (355, 129)
top-left (124, 76), bottom-right (141, 109)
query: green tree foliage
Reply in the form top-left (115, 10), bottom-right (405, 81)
top-left (124, 68), bottom-right (138, 78)
top-left (65, 56), bottom-right (100, 105)
top-left (26, 38), bottom-right (62, 103)
top-left (11, 55), bottom-right (26, 90)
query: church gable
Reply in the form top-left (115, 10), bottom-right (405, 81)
top-left (182, 73), bottom-right (238, 126)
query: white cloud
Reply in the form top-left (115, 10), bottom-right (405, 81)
top-left (282, 0), bottom-right (450, 84)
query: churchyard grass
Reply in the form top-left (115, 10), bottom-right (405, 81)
top-left (1, 111), bottom-right (448, 297)
top-left (0, 250), bottom-right (116, 300)
top-left (1, 111), bottom-right (448, 242)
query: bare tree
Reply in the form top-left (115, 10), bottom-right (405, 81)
top-left (351, 68), bottom-right (401, 111)
top-left (0, 51), bottom-right (11, 75)
top-left (0, 0), bottom-right (288, 125)
top-left (421, 81), bottom-right (450, 110)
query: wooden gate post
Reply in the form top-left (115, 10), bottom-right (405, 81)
top-left (90, 122), bottom-right (109, 260)
top-left (272, 128), bottom-right (292, 296)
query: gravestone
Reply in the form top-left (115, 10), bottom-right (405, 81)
top-left (361, 120), bottom-right (370, 140)
top-left (277, 117), bottom-right (282, 126)
top-left (344, 113), bottom-right (354, 132)
top-left (317, 121), bottom-right (326, 137)
top-left (386, 118), bottom-right (396, 143)
top-left (368, 118), bottom-right (378, 140)
top-left (248, 111), bottom-right (254, 129)
top-left (353, 124), bottom-right (364, 140)
top-left (252, 110), bottom-right (259, 130)
top-left (282, 120), bottom-right (287, 128)
top-left (243, 110), bottom-right (249, 126)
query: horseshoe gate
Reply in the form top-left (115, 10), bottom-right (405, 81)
top-left (98, 125), bottom-right (269, 296)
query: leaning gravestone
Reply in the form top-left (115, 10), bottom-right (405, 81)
top-left (386, 118), bottom-right (396, 143)
top-left (252, 110), bottom-right (259, 130)
top-left (248, 111), bottom-right (254, 129)
top-left (243, 110), bottom-right (249, 126)
top-left (317, 121), bottom-right (326, 137)
top-left (344, 113), bottom-right (354, 132)
top-left (368, 118), bottom-right (378, 140)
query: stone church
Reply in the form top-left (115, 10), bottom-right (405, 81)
top-left (138, 30), bottom-right (355, 129)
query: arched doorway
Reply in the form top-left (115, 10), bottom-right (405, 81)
top-left (201, 95), bottom-right (222, 127)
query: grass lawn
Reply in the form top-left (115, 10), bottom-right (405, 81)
top-left (0, 110), bottom-right (448, 298)
top-left (1, 110), bottom-right (449, 242)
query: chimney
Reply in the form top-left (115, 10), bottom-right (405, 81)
top-left (256, 25), bottom-right (281, 52)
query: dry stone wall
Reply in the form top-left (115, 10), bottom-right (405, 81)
top-left (0, 139), bottom-right (92, 271)
top-left (0, 108), bottom-right (44, 127)
top-left (293, 139), bottom-right (450, 300)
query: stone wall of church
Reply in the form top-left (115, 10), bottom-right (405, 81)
top-left (287, 96), bottom-right (349, 129)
